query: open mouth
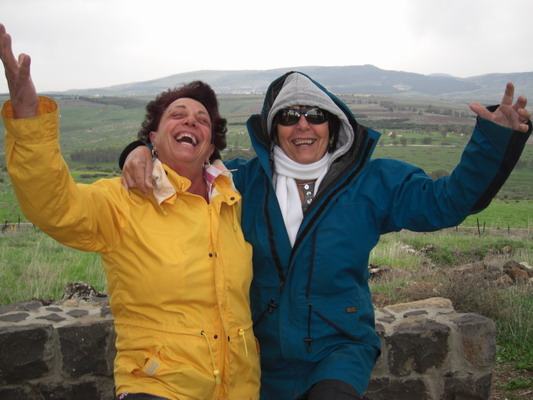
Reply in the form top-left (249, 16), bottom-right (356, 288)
top-left (293, 138), bottom-right (316, 146)
top-left (175, 132), bottom-right (198, 146)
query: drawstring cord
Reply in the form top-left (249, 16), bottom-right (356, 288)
top-left (200, 328), bottom-right (250, 384)
top-left (201, 331), bottom-right (221, 385)
top-left (238, 328), bottom-right (249, 357)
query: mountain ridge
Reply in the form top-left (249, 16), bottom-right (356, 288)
top-left (57, 64), bottom-right (533, 103)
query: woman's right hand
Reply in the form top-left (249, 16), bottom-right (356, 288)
top-left (121, 145), bottom-right (154, 196)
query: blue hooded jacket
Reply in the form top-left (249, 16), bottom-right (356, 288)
top-left (226, 71), bottom-right (531, 399)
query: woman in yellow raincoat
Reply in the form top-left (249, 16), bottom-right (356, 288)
top-left (0, 24), bottom-right (260, 400)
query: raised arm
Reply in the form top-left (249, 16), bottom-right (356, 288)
top-left (382, 82), bottom-right (531, 233)
top-left (1, 24), bottom-right (128, 252)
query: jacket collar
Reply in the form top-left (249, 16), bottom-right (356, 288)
top-left (152, 159), bottom-right (239, 205)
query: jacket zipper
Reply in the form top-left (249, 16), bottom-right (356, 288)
top-left (292, 137), bottom-right (375, 255)
top-left (304, 303), bottom-right (313, 353)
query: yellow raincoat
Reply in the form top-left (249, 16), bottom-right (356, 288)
top-left (3, 97), bottom-right (260, 400)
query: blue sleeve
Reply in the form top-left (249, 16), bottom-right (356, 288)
top-left (381, 116), bottom-right (531, 232)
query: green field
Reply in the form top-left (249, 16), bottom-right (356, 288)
top-left (462, 199), bottom-right (533, 229)
top-left (0, 93), bottom-right (532, 224)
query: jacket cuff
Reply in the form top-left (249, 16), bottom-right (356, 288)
top-left (1, 96), bottom-right (58, 120)
top-left (2, 97), bottom-right (59, 142)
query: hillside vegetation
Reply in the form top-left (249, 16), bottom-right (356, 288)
top-left (1, 91), bottom-right (531, 223)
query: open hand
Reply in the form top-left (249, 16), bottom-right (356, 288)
top-left (121, 145), bottom-right (154, 196)
top-left (470, 82), bottom-right (531, 132)
top-left (0, 24), bottom-right (38, 118)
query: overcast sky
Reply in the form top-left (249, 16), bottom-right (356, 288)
top-left (2, 0), bottom-right (532, 92)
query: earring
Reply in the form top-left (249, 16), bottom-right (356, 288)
top-left (151, 148), bottom-right (158, 159)
top-left (328, 136), bottom-right (334, 150)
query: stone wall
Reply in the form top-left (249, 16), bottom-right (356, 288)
top-left (0, 297), bottom-right (495, 400)
top-left (0, 297), bottom-right (115, 400)
top-left (369, 298), bottom-right (495, 400)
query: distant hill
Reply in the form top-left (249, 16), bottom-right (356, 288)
top-left (56, 65), bottom-right (533, 103)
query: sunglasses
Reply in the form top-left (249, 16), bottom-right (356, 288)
top-left (277, 107), bottom-right (328, 126)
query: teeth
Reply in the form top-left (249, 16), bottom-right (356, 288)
top-left (175, 133), bottom-right (197, 146)
top-left (293, 139), bottom-right (316, 146)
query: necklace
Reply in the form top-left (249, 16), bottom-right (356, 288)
top-left (296, 181), bottom-right (316, 210)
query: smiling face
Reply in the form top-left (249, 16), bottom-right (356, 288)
top-left (276, 106), bottom-right (330, 164)
top-left (149, 98), bottom-right (215, 173)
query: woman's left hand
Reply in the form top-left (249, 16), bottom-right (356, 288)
top-left (470, 82), bottom-right (531, 132)
top-left (0, 24), bottom-right (38, 118)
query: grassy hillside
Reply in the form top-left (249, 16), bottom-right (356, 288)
top-left (0, 93), bottom-right (532, 224)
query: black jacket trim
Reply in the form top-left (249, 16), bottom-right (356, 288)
top-left (265, 180), bottom-right (286, 291)
top-left (118, 140), bottom-right (146, 170)
top-left (471, 120), bottom-right (532, 211)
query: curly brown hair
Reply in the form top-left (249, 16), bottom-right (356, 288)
top-left (138, 81), bottom-right (227, 162)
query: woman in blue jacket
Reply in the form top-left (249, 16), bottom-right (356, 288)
top-left (122, 71), bottom-right (531, 399)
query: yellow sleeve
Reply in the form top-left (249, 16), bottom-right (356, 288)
top-left (2, 97), bottom-right (129, 252)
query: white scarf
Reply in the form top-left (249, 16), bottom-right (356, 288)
top-left (273, 146), bottom-right (331, 246)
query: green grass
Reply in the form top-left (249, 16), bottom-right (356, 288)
top-left (374, 144), bottom-right (464, 172)
top-left (0, 173), bottom-right (23, 223)
top-left (493, 288), bottom-right (533, 366)
top-left (0, 229), bottom-right (105, 305)
top-left (395, 228), bottom-right (532, 266)
top-left (462, 199), bottom-right (533, 228)
top-left (500, 377), bottom-right (533, 390)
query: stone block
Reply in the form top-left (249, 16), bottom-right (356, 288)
top-left (384, 297), bottom-right (453, 314)
top-left (366, 376), bottom-right (430, 400)
top-left (0, 324), bottom-right (54, 384)
top-left (58, 320), bottom-right (115, 378)
top-left (38, 380), bottom-right (103, 400)
top-left (441, 372), bottom-right (492, 400)
top-left (386, 318), bottom-right (450, 376)
top-left (451, 313), bottom-right (496, 367)
top-left (0, 312), bottom-right (30, 323)
top-left (0, 386), bottom-right (40, 400)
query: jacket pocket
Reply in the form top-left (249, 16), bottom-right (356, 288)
top-left (115, 336), bottom-right (217, 399)
top-left (308, 292), bottom-right (374, 344)
top-left (314, 310), bottom-right (363, 342)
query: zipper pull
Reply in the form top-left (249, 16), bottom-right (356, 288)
top-left (268, 298), bottom-right (278, 313)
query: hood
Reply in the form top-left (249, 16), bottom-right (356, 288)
top-left (252, 71), bottom-right (365, 170)
top-left (266, 72), bottom-right (355, 165)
